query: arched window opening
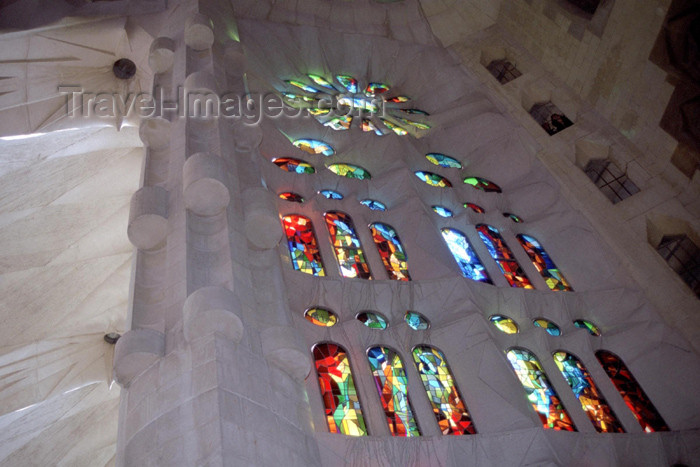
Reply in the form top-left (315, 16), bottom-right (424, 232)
top-left (369, 222), bottom-right (411, 281)
top-left (595, 350), bottom-right (669, 432)
top-left (281, 214), bottom-right (325, 276)
top-left (367, 346), bottom-right (421, 437)
top-left (476, 225), bottom-right (533, 289)
top-left (412, 345), bottom-right (476, 435)
top-left (312, 343), bottom-right (368, 436)
top-left (505, 348), bottom-right (576, 431)
top-left (324, 211), bottom-right (372, 279)
top-left (440, 228), bottom-right (491, 283)
top-left (553, 351), bottom-right (624, 433)
top-left (516, 234), bottom-right (573, 291)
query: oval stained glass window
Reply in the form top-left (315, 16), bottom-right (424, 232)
top-left (386, 96), bottom-right (410, 103)
top-left (293, 138), bottom-right (335, 156)
top-left (305, 307), bottom-right (337, 327)
top-left (381, 119), bottom-right (408, 136)
top-left (286, 80), bottom-right (320, 94)
top-left (279, 192), bottom-right (304, 203)
top-left (336, 74), bottom-right (359, 93)
top-left (503, 212), bottom-right (523, 223)
top-left (400, 108), bottom-right (429, 115)
top-left (573, 319), bottom-right (601, 336)
top-left (426, 153), bottom-right (462, 169)
top-left (414, 171), bottom-right (452, 188)
top-left (357, 311), bottom-right (388, 330)
top-left (397, 118), bottom-right (430, 130)
top-left (533, 318), bottom-right (561, 336)
top-left (328, 163), bottom-right (371, 180)
top-left (324, 115), bottom-right (352, 131)
top-left (307, 74), bottom-right (335, 90)
top-left (405, 311), bottom-right (429, 330)
top-left (432, 205), bottom-right (453, 218)
top-left (464, 203), bottom-right (485, 213)
top-left (366, 82), bottom-right (390, 96)
top-left (464, 177), bottom-right (502, 193)
top-left (360, 199), bottom-right (386, 211)
top-left (489, 315), bottom-right (519, 334)
top-left (273, 157), bottom-right (315, 174)
top-left (319, 189), bottom-right (343, 200)
top-left (362, 119), bottom-right (383, 135)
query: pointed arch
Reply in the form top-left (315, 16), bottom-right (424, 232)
top-left (369, 222), bottom-right (410, 281)
top-left (516, 234), bottom-right (573, 291)
top-left (440, 228), bottom-right (491, 283)
top-left (595, 350), bottom-right (669, 432)
top-left (367, 346), bottom-right (421, 437)
top-left (505, 347), bottom-right (576, 431)
top-left (412, 345), bottom-right (476, 435)
top-left (476, 224), bottom-right (533, 288)
top-left (281, 214), bottom-right (325, 276)
top-left (552, 351), bottom-right (624, 432)
top-left (324, 211), bottom-right (372, 279)
top-left (312, 342), bottom-right (368, 436)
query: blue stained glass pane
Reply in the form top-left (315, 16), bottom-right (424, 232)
top-left (405, 311), bottom-right (429, 330)
top-left (440, 228), bottom-right (491, 283)
top-left (360, 199), bottom-right (387, 211)
top-left (320, 189), bottom-right (344, 200)
top-left (432, 206), bottom-right (453, 218)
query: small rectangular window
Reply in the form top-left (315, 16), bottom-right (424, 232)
top-left (529, 102), bottom-right (573, 135)
top-left (486, 59), bottom-right (522, 85)
top-left (657, 235), bottom-right (700, 297)
top-left (584, 159), bottom-right (640, 203)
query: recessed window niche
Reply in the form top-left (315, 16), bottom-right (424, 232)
top-left (521, 86), bottom-right (576, 136)
top-left (480, 47), bottom-right (523, 85)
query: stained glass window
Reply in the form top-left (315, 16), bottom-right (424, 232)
top-left (386, 96), bottom-right (410, 103)
top-left (552, 351), bottom-right (624, 433)
top-left (367, 346), bottom-right (421, 437)
top-left (324, 211), bottom-right (372, 279)
top-left (432, 206), bottom-right (453, 218)
top-left (336, 75), bottom-right (358, 93)
top-left (463, 177), bottom-right (502, 193)
top-left (412, 345), bottom-right (476, 435)
top-left (464, 203), bottom-right (485, 214)
top-left (325, 115), bottom-right (352, 131)
top-left (397, 118), bottom-right (430, 130)
top-left (319, 189), bottom-right (343, 200)
top-left (533, 318), bottom-right (561, 336)
top-left (273, 157), bottom-right (315, 174)
top-left (312, 343), bottom-right (367, 436)
top-left (305, 307), bottom-right (337, 327)
top-left (476, 224), bottom-right (533, 289)
top-left (595, 350), bottom-right (669, 432)
top-left (505, 348), bottom-right (576, 431)
top-left (281, 215), bottom-right (325, 276)
top-left (573, 319), bottom-right (601, 336)
top-left (328, 163), bottom-right (371, 180)
top-left (489, 315), bottom-right (519, 334)
top-left (440, 228), bottom-right (491, 283)
top-left (278, 192), bottom-right (304, 203)
top-left (365, 82), bottom-right (390, 96)
top-left (338, 96), bottom-right (379, 113)
top-left (286, 80), bottom-right (320, 94)
top-left (486, 59), bottom-right (522, 85)
top-left (400, 108), bottom-right (429, 115)
top-left (425, 153), bottom-right (462, 169)
top-left (503, 212), bottom-right (523, 223)
top-left (369, 222), bottom-right (411, 281)
top-left (360, 199), bottom-right (386, 211)
top-left (307, 74), bottom-right (335, 90)
top-left (516, 234), bottom-right (573, 292)
top-left (414, 171), bottom-right (452, 188)
top-left (293, 138), bottom-right (335, 156)
top-left (362, 119), bottom-right (383, 135)
top-left (405, 311), bottom-right (429, 330)
top-left (381, 119), bottom-right (408, 136)
top-left (357, 311), bottom-right (388, 330)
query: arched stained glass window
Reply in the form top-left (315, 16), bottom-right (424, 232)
top-left (476, 224), bottom-right (533, 289)
top-left (595, 350), bottom-right (669, 432)
top-left (312, 343), bottom-right (367, 436)
top-left (281, 215), bottom-right (325, 276)
top-left (440, 228), bottom-right (491, 283)
top-left (324, 211), bottom-right (372, 279)
top-left (505, 348), bottom-right (576, 431)
top-left (553, 351), bottom-right (624, 433)
top-left (412, 345), bottom-right (476, 435)
top-left (367, 346), bottom-right (421, 437)
top-left (369, 222), bottom-right (410, 281)
top-left (463, 177), bottom-right (502, 193)
top-left (516, 234), bottom-right (573, 291)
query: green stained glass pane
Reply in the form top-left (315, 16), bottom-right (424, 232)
top-left (328, 163), bottom-right (371, 180)
top-left (293, 138), bottom-right (335, 156)
top-left (357, 311), bottom-right (388, 329)
top-left (324, 211), bottom-right (371, 279)
top-left (414, 171), bottom-right (452, 188)
top-left (463, 177), bottom-right (502, 193)
top-left (489, 315), bottom-right (519, 334)
top-left (313, 343), bottom-right (367, 436)
top-left (426, 153), bottom-right (462, 169)
top-left (272, 157), bottom-right (315, 174)
top-left (281, 215), bottom-right (325, 276)
top-left (336, 75), bottom-right (359, 93)
top-left (307, 74), bottom-right (335, 90)
top-left (404, 311), bottom-right (429, 330)
top-left (412, 345), bottom-right (476, 435)
top-left (553, 351), bottom-right (624, 433)
top-left (516, 234), bottom-right (573, 292)
top-left (367, 346), bottom-right (421, 437)
top-left (573, 320), bottom-right (601, 336)
top-left (533, 318), bottom-right (561, 336)
top-left (506, 348), bottom-right (576, 431)
top-left (370, 222), bottom-right (410, 281)
top-left (305, 307), bottom-right (337, 327)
